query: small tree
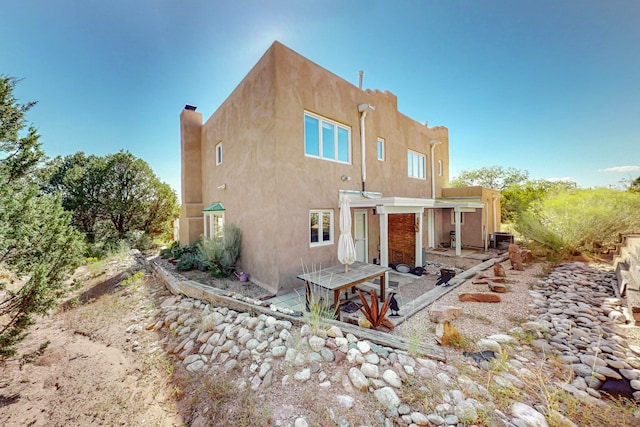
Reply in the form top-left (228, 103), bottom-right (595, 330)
top-left (502, 179), bottom-right (575, 223)
top-left (450, 166), bottom-right (530, 190)
top-left (43, 150), bottom-right (180, 247)
top-left (0, 76), bottom-right (84, 360)
top-left (451, 166), bottom-right (576, 223)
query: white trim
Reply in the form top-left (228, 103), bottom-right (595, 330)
top-left (379, 212), bottom-right (389, 267)
top-left (348, 196), bottom-right (483, 210)
top-left (407, 149), bottom-right (426, 180)
top-left (427, 209), bottom-right (435, 248)
top-left (309, 209), bottom-right (334, 247)
top-left (415, 213), bottom-right (423, 267)
top-left (304, 111), bottom-right (351, 164)
top-left (215, 142), bottom-right (222, 165)
top-left (350, 196), bottom-right (436, 208)
top-left (453, 208), bottom-right (462, 256)
top-left (354, 209), bottom-right (368, 262)
top-left (377, 137), bottom-right (385, 161)
top-left (204, 211), bottom-right (225, 239)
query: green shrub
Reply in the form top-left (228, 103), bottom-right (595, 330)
top-left (198, 225), bottom-right (242, 276)
top-left (515, 188), bottom-right (640, 258)
top-left (125, 230), bottom-right (154, 251)
top-left (121, 271), bottom-right (145, 286)
top-left (515, 211), bottom-right (568, 260)
top-left (160, 241), bottom-right (181, 258)
top-left (176, 253), bottom-right (198, 271)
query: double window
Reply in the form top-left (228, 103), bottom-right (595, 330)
top-left (407, 150), bottom-right (426, 179)
top-left (304, 112), bottom-right (351, 163)
top-left (309, 210), bottom-right (333, 246)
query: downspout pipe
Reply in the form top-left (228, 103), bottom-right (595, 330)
top-left (358, 103), bottom-right (375, 192)
top-left (429, 140), bottom-right (442, 198)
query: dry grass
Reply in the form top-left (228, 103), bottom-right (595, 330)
top-left (184, 373), bottom-right (275, 427)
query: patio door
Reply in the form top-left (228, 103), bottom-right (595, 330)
top-left (354, 210), bottom-right (368, 262)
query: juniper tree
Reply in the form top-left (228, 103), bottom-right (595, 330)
top-left (43, 150), bottom-right (179, 246)
top-left (0, 76), bottom-right (83, 360)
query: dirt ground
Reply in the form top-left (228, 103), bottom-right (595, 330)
top-left (0, 254), bottom-right (185, 427)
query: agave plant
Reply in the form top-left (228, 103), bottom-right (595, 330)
top-left (357, 289), bottom-right (395, 330)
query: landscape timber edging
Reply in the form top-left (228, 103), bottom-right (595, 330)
top-left (149, 259), bottom-right (446, 361)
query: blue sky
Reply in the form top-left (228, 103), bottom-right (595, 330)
top-left (2, 0), bottom-right (639, 198)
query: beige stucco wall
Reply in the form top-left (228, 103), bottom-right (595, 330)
top-left (267, 42), bottom-right (452, 291)
top-left (440, 186), bottom-right (502, 248)
top-left (179, 109), bottom-right (204, 246)
top-left (199, 44), bottom-right (279, 292)
top-left (181, 41), bottom-right (473, 294)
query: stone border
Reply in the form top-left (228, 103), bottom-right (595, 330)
top-left (150, 259), bottom-right (447, 361)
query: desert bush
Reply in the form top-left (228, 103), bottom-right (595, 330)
top-left (514, 211), bottom-right (568, 260)
top-left (125, 230), bottom-right (154, 251)
top-left (515, 188), bottom-right (640, 258)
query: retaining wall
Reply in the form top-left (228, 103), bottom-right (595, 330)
top-left (614, 234), bottom-right (640, 325)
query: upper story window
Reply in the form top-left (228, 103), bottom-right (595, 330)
top-left (310, 209), bottom-right (333, 246)
top-left (407, 150), bottom-right (426, 179)
top-left (377, 138), bottom-right (385, 161)
top-left (438, 160), bottom-right (443, 176)
top-left (304, 111), bottom-right (351, 164)
top-left (215, 142), bottom-right (223, 165)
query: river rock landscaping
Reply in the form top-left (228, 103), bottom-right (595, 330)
top-left (148, 258), bottom-right (640, 426)
top-left (2, 252), bottom-right (639, 426)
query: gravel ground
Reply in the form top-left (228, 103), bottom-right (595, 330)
top-left (393, 259), bottom-right (544, 343)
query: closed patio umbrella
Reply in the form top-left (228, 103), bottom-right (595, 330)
top-left (338, 195), bottom-right (357, 272)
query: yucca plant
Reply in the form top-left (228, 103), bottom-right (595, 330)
top-left (198, 224), bottom-right (242, 276)
top-left (357, 289), bottom-right (395, 330)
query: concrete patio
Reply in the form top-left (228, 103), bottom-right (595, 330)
top-left (266, 247), bottom-right (507, 328)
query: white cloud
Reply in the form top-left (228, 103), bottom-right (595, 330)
top-left (597, 165), bottom-right (640, 173)
top-left (546, 177), bottom-right (575, 183)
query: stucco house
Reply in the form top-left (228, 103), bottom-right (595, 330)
top-left (179, 41), bottom-right (501, 295)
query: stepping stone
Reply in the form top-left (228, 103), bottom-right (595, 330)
top-left (489, 283), bottom-right (507, 293)
top-left (459, 293), bottom-right (501, 303)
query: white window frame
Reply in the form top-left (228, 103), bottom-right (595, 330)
top-left (377, 138), bottom-right (385, 161)
top-left (215, 142), bottom-right (223, 165)
top-left (304, 111), bottom-right (351, 164)
top-left (309, 209), bottom-right (334, 247)
top-left (407, 150), bottom-right (426, 180)
top-left (204, 212), bottom-right (225, 239)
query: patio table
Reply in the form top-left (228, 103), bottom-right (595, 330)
top-left (296, 261), bottom-right (391, 321)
